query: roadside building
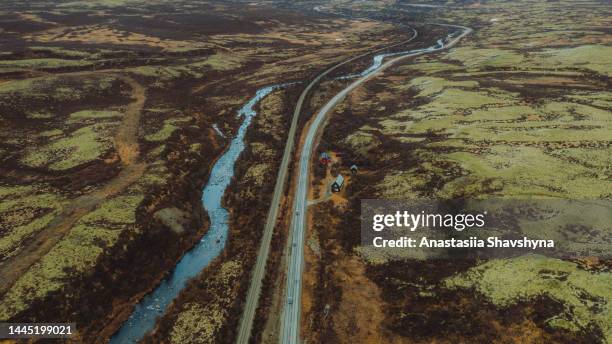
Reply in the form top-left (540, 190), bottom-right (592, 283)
top-left (319, 152), bottom-right (331, 165)
top-left (331, 174), bottom-right (344, 192)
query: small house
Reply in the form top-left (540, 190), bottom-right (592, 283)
top-left (331, 174), bottom-right (344, 193)
top-left (319, 152), bottom-right (331, 165)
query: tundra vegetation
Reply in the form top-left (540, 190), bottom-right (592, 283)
top-left (147, 89), bottom-right (293, 343)
top-left (0, 0), bottom-right (415, 342)
top-left (303, 0), bottom-right (612, 343)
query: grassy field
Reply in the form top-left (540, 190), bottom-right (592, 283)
top-left (0, 1), bottom-right (415, 342)
top-left (305, 0), bottom-right (612, 343)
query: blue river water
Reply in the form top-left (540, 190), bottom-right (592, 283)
top-left (110, 29), bottom-right (458, 343)
top-left (338, 33), bottom-right (452, 80)
top-left (109, 85), bottom-right (280, 344)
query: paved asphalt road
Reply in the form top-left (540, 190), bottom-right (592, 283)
top-left (235, 29), bottom-right (419, 344)
top-left (279, 23), bottom-right (472, 344)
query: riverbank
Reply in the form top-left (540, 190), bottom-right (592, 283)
top-left (144, 84), bottom-right (299, 343)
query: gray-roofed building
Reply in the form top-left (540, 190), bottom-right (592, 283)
top-left (331, 174), bottom-right (344, 192)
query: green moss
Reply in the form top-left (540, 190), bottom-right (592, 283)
top-left (467, 105), bottom-right (534, 122)
top-left (168, 260), bottom-right (242, 344)
top-left (404, 76), bottom-right (478, 97)
top-left (80, 194), bottom-right (143, 224)
top-left (371, 74), bottom-right (611, 200)
top-left (424, 88), bottom-right (507, 110)
top-left (0, 185), bottom-right (35, 199)
top-left (56, 0), bottom-right (130, 8)
top-left (68, 109), bottom-right (121, 121)
top-left (342, 130), bottom-right (380, 157)
top-left (441, 145), bottom-right (610, 199)
top-left (0, 183), bottom-right (67, 268)
top-left (567, 92), bottom-right (612, 109)
top-left (145, 117), bottom-right (190, 142)
top-left (128, 54), bottom-right (241, 82)
top-left (189, 53), bottom-right (243, 71)
top-left (138, 160), bottom-right (170, 187)
top-left (0, 225), bottom-right (108, 317)
top-left (29, 46), bottom-right (92, 58)
top-left (445, 255), bottom-right (612, 341)
top-left (21, 123), bottom-right (116, 170)
top-left (444, 47), bottom-right (525, 68)
top-left (0, 211), bottom-right (59, 260)
top-left (377, 169), bottom-right (428, 199)
top-left (170, 302), bottom-right (223, 344)
top-left (0, 78), bottom-right (40, 93)
top-left (0, 58), bottom-right (92, 70)
top-left (146, 108), bottom-right (171, 113)
top-left (243, 163), bottom-right (270, 186)
top-left (531, 45), bottom-right (612, 76)
top-left (0, 193), bottom-right (143, 319)
top-left (398, 62), bottom-right (463, 74)
top-left (189, 143), bottom-right (201, 154)
top-left (128, 65), bottom-right (203, 80)
top-left (147, 145), bottom-right (167, 158)
top-left (0, 75), bottom-right (116, 102)
top-left (0, 187), bottom-right (64, 213)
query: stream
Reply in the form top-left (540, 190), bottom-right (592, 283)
top-left (110, 85), bottom-right (280, 343)
top-left (338, 31), bottom-right (454, 80)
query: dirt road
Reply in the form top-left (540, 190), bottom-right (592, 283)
top-left (0, 75), bottom-right (146, 296)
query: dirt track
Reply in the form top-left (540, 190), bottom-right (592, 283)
top-left (114, 75), bottom-right (146, 165)
top-left (0, 75), bottom-right (147, 296)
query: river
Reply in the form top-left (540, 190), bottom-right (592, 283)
top-left (110, 85), bottom-right (280, 343)
top-left (339, 31), bottom-right (453, 80)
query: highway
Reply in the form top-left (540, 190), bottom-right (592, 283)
top-left (279, 24), bottom-right (472, 344)
top-left (236, 30), bottom-right (419, 344)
